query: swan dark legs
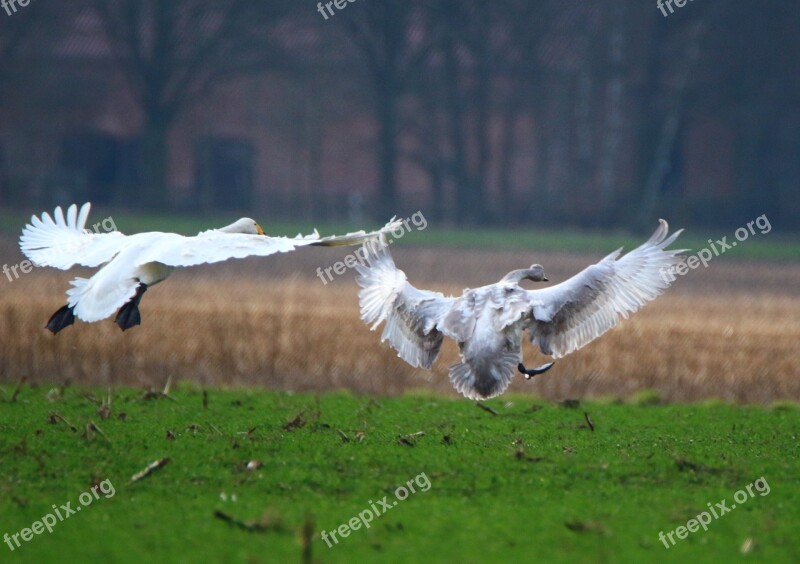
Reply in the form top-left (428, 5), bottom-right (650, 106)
top-left (114, 284), bottom-right (148, 331)
top-left (517, 361), bottom-right (555, 380)
top-left (46, 305), bottom-right (76, 334)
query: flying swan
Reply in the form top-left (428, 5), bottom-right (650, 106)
top-left (20, 202), bottom-right (400, 333)
top-left (356, 220), bottom-right (686, 400)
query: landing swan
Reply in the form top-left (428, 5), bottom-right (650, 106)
top-left (356, 220), bottom-right (685, 399)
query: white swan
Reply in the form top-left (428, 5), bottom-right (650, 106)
top-left (20, 202), bottom-right (400, 333)
top-left (356, 220), bottom-right (686, 400)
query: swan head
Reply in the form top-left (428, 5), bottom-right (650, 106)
top-left (218, 218), bottom-right (265, 235)
top-left (500, 264), bottom-right (548, 284)
top-left (525, 264), bottom-right (548, 282)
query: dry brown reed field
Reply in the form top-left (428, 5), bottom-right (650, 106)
top-left (1, 236), bottom-right (798, 403)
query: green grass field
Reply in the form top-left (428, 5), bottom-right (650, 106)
top-left (2, 208), bottom-right (798, 261)
top-left (0, 385), bottom-right (797, 563)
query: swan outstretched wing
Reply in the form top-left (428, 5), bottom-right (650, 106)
top-left (132, 219), bottom-right (404, 268)
top-left (356, 241), bottom-right (455, 369)
top-left (524, 219), bottom-right (687, 358)
top-left (311, 219), bottom-right (404, 247)
top-left (19, 203), bottom-right (127, 269)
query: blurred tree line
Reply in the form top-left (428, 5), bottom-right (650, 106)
top-left (0, 0), bottom-right (797, 230)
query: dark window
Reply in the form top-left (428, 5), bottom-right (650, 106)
top-left (61, 132), bottom-right (118, 204)
top-left (60, 132), bottom-right (140, 205)
top-left (194, 137), bottom-right (255, 211)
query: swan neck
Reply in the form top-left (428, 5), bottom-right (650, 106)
top-left (500, 269), bottom-right (531, 284)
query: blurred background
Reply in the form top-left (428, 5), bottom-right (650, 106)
top-left (0, 0), bottom-right (798, 401)
top-left (1, 0), bottom-right (798, 228)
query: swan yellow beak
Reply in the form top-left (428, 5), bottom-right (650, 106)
top-left (256, 224), bottom-right (265, 236)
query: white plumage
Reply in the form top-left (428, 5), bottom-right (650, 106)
top-left (356, 221), bottom-right (686, 400)
top-left (21, 202), bottom-right (400, 332)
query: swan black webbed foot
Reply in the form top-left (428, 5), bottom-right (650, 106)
top-left (517, 361), bottom-right (555, 380)
top-left (114, 283), bottom-right (148, 331)
top-left (46, 305), bottom-right (76, 334)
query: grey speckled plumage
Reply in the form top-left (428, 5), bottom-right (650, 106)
top-left (355, 221), bottom-right (686, 400)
